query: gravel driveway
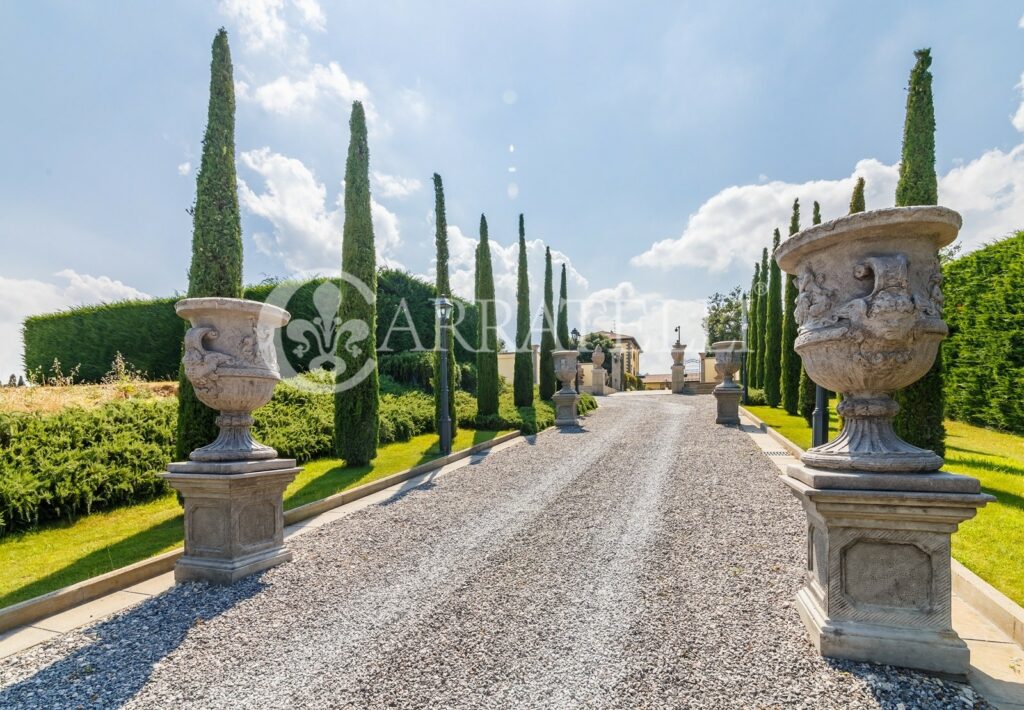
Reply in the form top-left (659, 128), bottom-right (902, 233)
top-left (0, 393), bottom-right (982, 708)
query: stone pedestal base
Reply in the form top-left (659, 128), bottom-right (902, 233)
top-left (161, 459), bottom-right (301, 585)
top-left (590, 369), bottom-right (607, 396)
top-left (552, 389), bottom-right (580, 427)
top-left (671, 364), bottom-right (686, 394)
top-left (783, 464), bottom-right (994, 677)
top-left (713, 385), bottom-right (741, 424)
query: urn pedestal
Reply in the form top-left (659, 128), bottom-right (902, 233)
top-left (670, 341), bottom-right (687, 394)
top-left (773, 207), bottom-right (993, 677)
top-left (589, 346), bottom-right (607, 396)
top-left (552, 350), bottom-right (580, 427)
top-left (711, 340), bottom-right (742, 425)
top-left (162, 297), bottom-right (300, 585)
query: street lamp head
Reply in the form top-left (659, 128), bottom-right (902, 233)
top-left (570, 327), bottom-right (581, 348)
top-left (433, 297), bottom-right (453, 324)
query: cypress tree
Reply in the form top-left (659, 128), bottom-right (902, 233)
top-left (781, 199), bottom-right (801, 414)
top-left (764, 229), bottom-right (783, 407)
top-left (893, 48), bottom-right (944, 456)
top-left (556, 264), bottom-right (570, 349)
top-left (333, 101), bottom-right (379, 464)
top-left (432, 173), bottom-right (457, 436)
top-left (797, 201), bottom-right (822, 424)
top-left (756, 247), bottom-right (769, 389)
top-left (539, 247), bottom-right (557, 399)
top-left (475, 214), bottom-right (499, 417)
top-left (748, 263), bottom-right (761, 389)
top-left (175, 29), bottom-right (243, 460)
top-left (849, 176), bottom-right (866, 214)
top-left (513, 215), bottom-right (534, 407)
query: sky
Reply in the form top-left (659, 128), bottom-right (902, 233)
top-left (1, 1), bottom-right (1023, 379)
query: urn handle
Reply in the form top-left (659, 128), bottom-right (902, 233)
top-left (183, 326), bottom-right (234, 396)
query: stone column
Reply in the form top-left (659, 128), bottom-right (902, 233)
top-left (551, 350), bottom-right (580, 426)
top-left (670, 340), bottom-right (687, 394)
top-left (589, 345), bottom-right (607, 396)
top-left (161, 297), bottom-right (300, 585)
top-left (711, 340), bottom-right (742, 424)
top-left (774, 206), bottom-right (993, 678)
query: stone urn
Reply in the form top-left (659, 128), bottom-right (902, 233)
top-left (711, 340), bottom-right (743, 389)
top-left (552, 350), bottom-right (580, 426)
top-left (590, 345), bottom-right (606, 395)
top-left (774, 206), bottom-right (994, 677)
top-left (711, 340), bottom-right (743, 424)
top-left (591, 345), bottom-right (605, 369)
top-left (670, 341), bottom-right (687, 394)
top-left (176, 297), bottom-right (290, 462)
top-left (671, 341), bottom-right (686, 366)
top-left (774, 206), bottom-right (957, 472)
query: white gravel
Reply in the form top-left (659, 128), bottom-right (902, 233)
top-left (0, 393), bottom-right (985, 708)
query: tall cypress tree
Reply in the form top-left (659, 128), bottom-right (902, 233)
top-left (176, 28), bottom-right (244, 459)
top-left (781, 199), bottom-right (801, 414)
top-left (432, 173), bottom-right (457, 436)
top-left (893, 48), bottom-right (944, 456)
top-left (797, 201), bottom-right (822, 424)
top-left (513, 215), bottom-right (534, 407)
top-left (756, 247), bottom-right (769, 389)
top-left (748, 262), bottom-right (761, 389)
top-left (764, 229), bottom-right (783, 407)
top-left (850, 176), bottom-right (866, 214)
top-left (333, 101), bottom-right (379, 464)
top-left (556, 264), bottom-right (570, 349)
top-left (539, 247), bottom-right (557, 399)
top-left (475, 214), bottom-right (499, 417)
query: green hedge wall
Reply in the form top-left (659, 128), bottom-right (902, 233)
top-left (943, 231), bottom-right (1024, 434)
top-left (24, 270), bottom-right (479, 384)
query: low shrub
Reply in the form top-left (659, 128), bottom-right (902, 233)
top-left (458, 388), bottom-right (597, 434)
top-left (746, 388), bottom-right (767, 406)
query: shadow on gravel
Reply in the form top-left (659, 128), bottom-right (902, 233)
top-left (824, 657), bottom-right (975, 706)
top-left (552, 426), bottom-right (588, 434)
top-left (0, 578), bottom-right (264, 707)
top-left (377, 478), bottom-right (439, 507)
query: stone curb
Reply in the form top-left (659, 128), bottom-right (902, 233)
top-left (736, 406), bottom-right (804, 458)
top-left (0, 430), bottom-right (522, 635)
top-left (738, 405), bottom-right (1024, 650)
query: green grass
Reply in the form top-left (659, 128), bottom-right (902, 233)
top-left (743, 402), bottom-right (841, 450)
top-left (744, 402), bottom-right (1024, 607)
top-left (0, 429), bottom-right (507, 609)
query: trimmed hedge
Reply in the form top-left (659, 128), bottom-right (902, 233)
top-left (24, 270), bottom-right (480, 384)
top-left (457, 387), bottom-right (598, 435)
top-left (943, 231), bottom-right (1024, 434)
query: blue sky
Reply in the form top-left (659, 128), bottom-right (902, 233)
top-left (1, 1), bottom-right (1023, 378)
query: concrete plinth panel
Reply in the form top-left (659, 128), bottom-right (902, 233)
top-left (713, 385), bottom-right (741, 424)
top-left (552, 390), bottom-right (580, 427)
top-left (590, 369), bottom-right (607, 396)
top-left (161, 459), bottom-right (300, 585)
top-left (671, 365), bottom-right (686, 394)
top-left (783, 464), bottom-right (994, 677)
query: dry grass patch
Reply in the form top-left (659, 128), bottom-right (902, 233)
top-left (0, 381), bottom-right (177, 414)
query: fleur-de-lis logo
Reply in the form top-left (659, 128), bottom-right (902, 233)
top-left (262, 274), bottom-right (377, 393)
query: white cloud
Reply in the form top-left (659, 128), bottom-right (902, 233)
top-left (218, 0), bottom-right (324, 50)
top-left (580, 281), bottom-right (708, 372)
top-left (291, 0), bottom-right (325, 32)
top-left (219, 0), bottom-right (288, 51)
top-left (0, 271), bottom-right (148, 378)
top-left (1013, 72), bottom-right (1024, 132)
top-left (247, 62), bottom-right (371, 117)
top-left (238, 148), bottom-right (403, 274)
top-left (371, 172), bottom-right (422, 199)
top-left (631, 146), bottom-right (1024, 272)
top-left (177, 161), bottom-right (192, 176)
top-left (1019, 13), bottom-right (1024, 29)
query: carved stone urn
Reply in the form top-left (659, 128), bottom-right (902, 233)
top-left (162, 297), bottom-right (301, 585)
top-left (774, 206), bottom-right (993, 677)
top-left (552, 350), bottom-right (580, 426)
top-left (711, 340), bottom-right (743, 424)
top-left (177, 297), bottom-right (291, 461)
top-left (671, 341), bottom-right (687, 394)
top-left (590, 345), bottom-right (607, 395)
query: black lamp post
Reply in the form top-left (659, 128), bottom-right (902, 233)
top-left (570, 327), bottom-right (581, 393)
top-left (434, 297), bottom-right (453, 456)
top-left (812, 385), bottom-right (830, 447)
top-left (741, 294), bottom-right (749, 405)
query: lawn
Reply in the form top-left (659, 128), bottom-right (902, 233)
top-left (0, 428), bottom-right (507, 609)
top-left (744, 403), bottom-right (1024, 607)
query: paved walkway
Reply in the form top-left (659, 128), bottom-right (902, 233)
top-left (0, 393), bottom-right (1003, 707)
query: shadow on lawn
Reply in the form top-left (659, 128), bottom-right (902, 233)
top-left (0, 516), bottom-right (184, 609)
top-left (0, 577), bottom-right (263, 707)
top-left (948, 454), bottom-right (1024, 478)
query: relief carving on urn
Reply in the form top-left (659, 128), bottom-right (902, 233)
top-left (775, 206), bottom-right (959, 472)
